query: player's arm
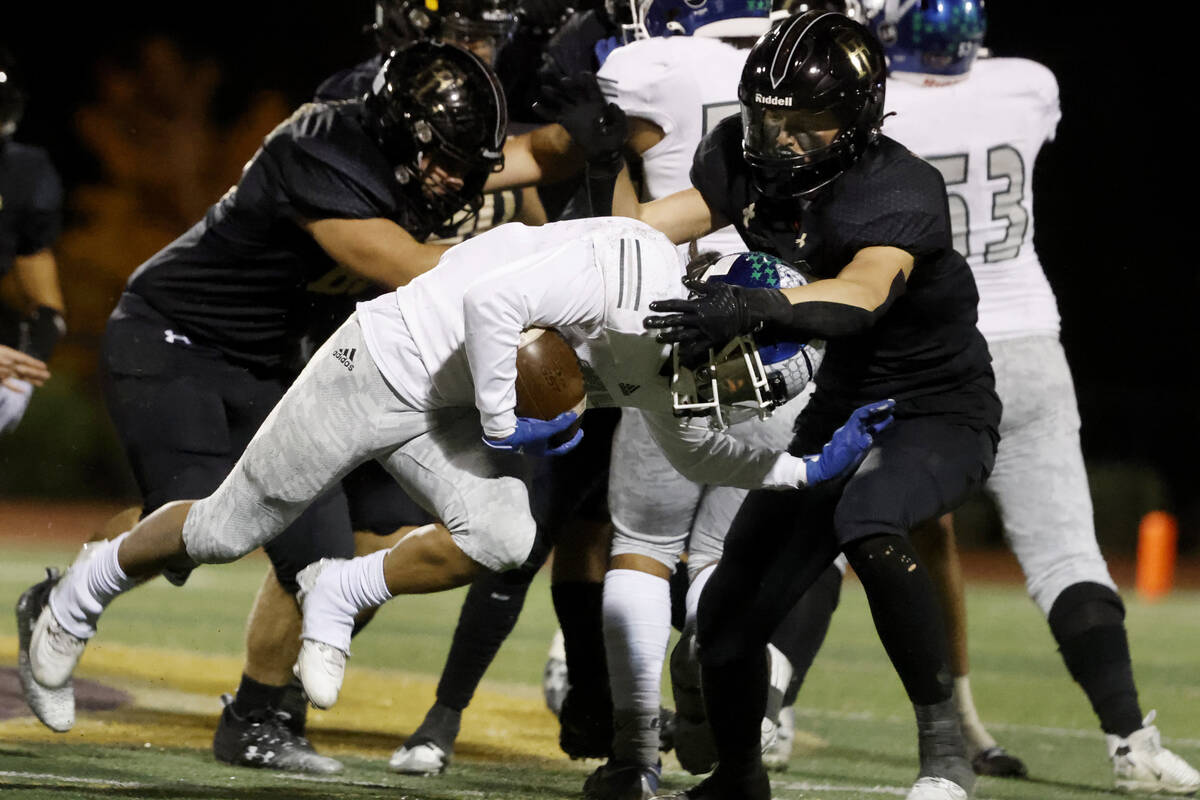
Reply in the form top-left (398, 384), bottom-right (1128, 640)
top-left (645, 246), bottom-right (912, 361)
top-left (0, 345), bottom-right (49, 386)
top-left (613, 178), bottom-right (727, 246)
top-left (461, 238), bottom-right (604, 442)
top-left (487, 124), bottom-right (586, 190)
top-left (643, 399), bottom-right (894, 490)
top-left (302, 217), bottom-right (451, 289)
top-left (1, 248), bottom-right (67, 362)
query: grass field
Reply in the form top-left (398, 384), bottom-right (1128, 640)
top-left (1, 540), bottom-right (1198, 800)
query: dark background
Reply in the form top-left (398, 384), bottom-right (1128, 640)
top-left (1, 2), bottom-right (1196, 546)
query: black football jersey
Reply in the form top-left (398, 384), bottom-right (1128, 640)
top-left (691, 116), bottom-right (996, 423)
top-left (0, 142), bottom-right (63, 280)
top-left (126, 101), bottom-right (420, 372)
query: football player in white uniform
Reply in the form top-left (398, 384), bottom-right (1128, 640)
top-left (19, 216), bottom-right (894, 741)
top-left (871, 0), bottom-right (1199, 793)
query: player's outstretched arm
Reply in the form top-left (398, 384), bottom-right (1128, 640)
top-left (645, 246), bottom-right (912, 365)
top-left (303, 217), bottom-right (450, 289)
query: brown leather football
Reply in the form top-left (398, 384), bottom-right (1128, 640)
top-left (515, 328), bottom-right (586, 445)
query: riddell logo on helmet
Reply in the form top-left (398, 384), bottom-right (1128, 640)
top-left (754, 93), bottom-right (793, 107)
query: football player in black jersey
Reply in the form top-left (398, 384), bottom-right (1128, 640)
top-left (0, 49), bottom-right (65, 434)
top-left (587, 12), bottom-right (998, 800)
top-left (208, 4), bottom-right (553, 773)
top-left (14, 41), bottom-right (508, 767)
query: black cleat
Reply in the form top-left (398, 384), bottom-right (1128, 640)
top-left (972, 745), bottom-right (1029, 778)
top-left (585, 759), bottom-right (661, 800)
top-left (212, 693), bottom-right (342, 773)
top-left (560, 689), bottom-right (614, 759)
top-left (652, 765), bottom-right (771, 800)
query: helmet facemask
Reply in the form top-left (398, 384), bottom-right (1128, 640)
top-left (739, 10), bottom-right (886, 198)
top-left (668, 252), bottom-right (824, 430)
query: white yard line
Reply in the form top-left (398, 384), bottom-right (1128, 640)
top-left (774, 779), bottom-right (908, 796)
top-left (0, 770), bottom-right (149, 788)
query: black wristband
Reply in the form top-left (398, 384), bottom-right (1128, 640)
top-left (766, 270), bottom-right (906, 340)
top-left (23, 305), bottom-right (66, 361)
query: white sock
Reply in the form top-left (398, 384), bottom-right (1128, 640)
top-left (603, 568), bottom-right (671, 766)
top-left (301, 551), bottom-right (392, 652)
top-left (954, 674), bottom-right (998, 752)
top-left (49, 532), bottom-right (139, 639)
top-left (684, 563), bottom-right (717, 633)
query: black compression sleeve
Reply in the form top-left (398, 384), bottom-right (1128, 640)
top-left (584, 154), bottom-right (624, 218)
top-left (23, 305), bottom-right (66, 361)
top-left (765, 270), bottom-right (906, 340)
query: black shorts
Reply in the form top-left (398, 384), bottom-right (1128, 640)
top-left (101, 293), bottom-right (354, 593)
top-left (790, 403), bottom-right (998, 546)
top-left (342, 459), bottom-right (436, 535)
top-left (529, 406), bottom-right (619, 533)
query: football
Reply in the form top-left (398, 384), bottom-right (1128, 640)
top-left (515, 327), bottom-right (586, 445)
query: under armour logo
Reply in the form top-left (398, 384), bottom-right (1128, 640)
top-left (332, 347), bottom-right (357, 371)
top-left (163, 329), bottom-right (192, 346)
top-left (619, 382), bottom-right (640, 396)
top-left (795, 232), bottom-right (808, 249)
top-left (742, 202), bottom-right (756, 228)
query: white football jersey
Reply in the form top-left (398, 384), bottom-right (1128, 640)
top-left (356, 217), bottom-right (800, 490)
top-left (599, 36), bottom-right (747, 258)
top-left (884, 58), bottom-right (1062, 342)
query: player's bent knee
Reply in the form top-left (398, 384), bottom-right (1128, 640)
top-left (450, 487), bottom-right (538, 572)
top-left (181, 493), bottom-right (282, 565)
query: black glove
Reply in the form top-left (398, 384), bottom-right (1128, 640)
top-left (644, 278), bottom-right (794, 367)
top-left (532, 70), bottom-right (627, 168)
top-left (517, 0), bottom-right (574, 34)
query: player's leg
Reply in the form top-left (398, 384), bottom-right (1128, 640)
top-left (911, 513), bottom-right (1027, 778)
top-left (543, 407), bottom-right (620, 759)
top-left (392, 539), bottom-right (550, 775)
top-left (214, 482), bottom-right (352, 774)
top-left (757, 555), bottom-right (845, 771)
top-left (585, 409), bottom-right (698, 800)
top-left (831, 415), bottom-right (997, 800)
top-left (671, 485), bottom-right (842, 800)
top-left (20, 305), bottom-right (252, 717)
top-left (296, 401), bottom-right (541, 708)
top-left (30, 315), bottom-right (406, 704)
top-left (989, 336), bottom-right (1198, 792)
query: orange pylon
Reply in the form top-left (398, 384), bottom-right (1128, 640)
top-left (1136, 511), bottom-right (1178, 601)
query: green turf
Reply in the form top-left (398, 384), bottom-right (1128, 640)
top-left (2, 543), bottom-right (1198, 799)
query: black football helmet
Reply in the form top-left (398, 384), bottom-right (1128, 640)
top-left (374, 0), bottom-right (518, 66)
top-left (363, 40), bottom-right (507, 238)
top-left (0, 49), bottom-right (24, 139)
top-left (770, 0), bottom-right (864, 24)
top-left (739, 10), bottom-right (886, 198)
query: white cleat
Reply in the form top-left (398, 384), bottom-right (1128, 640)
top-left (763, 705), bottom-right (795, 772)
top-left (905, 776), bottom-right (969, 800)
top-left (389, 741), bottom-right (449, 775)
top-left (16, 569), bottom-right (75, 732)
top-left (295, 559), bottom-right (354, 710)
top-left (1108, 711), bottom-right (1200, 795)
top-left (30, 598), bottom-right (88, 690)
top-left (542, 627), bottom-right (569, 719)
top-left (296, 639), bottom-right (346, 711)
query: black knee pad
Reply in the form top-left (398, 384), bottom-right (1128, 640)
top-left (1048, 581), bottom-right (1125, 641)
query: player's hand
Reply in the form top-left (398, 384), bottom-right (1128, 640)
top-left (483, 411), bottom-right (583, 456)
top-left (645, 278), bottom-right (793, 367)
top-left (532, 71), bottom-right (627, 168)
top-left (0, 345), bottom-right (50, 387)
top-left (803, 399), bottom-right (895, 485)
top-left (0, 379), bottom-right (34, 434)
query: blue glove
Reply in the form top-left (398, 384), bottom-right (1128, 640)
top-left (483, 411), bottom-right (583, 456)
top-left (803, 399), bottom-right (895, 485)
